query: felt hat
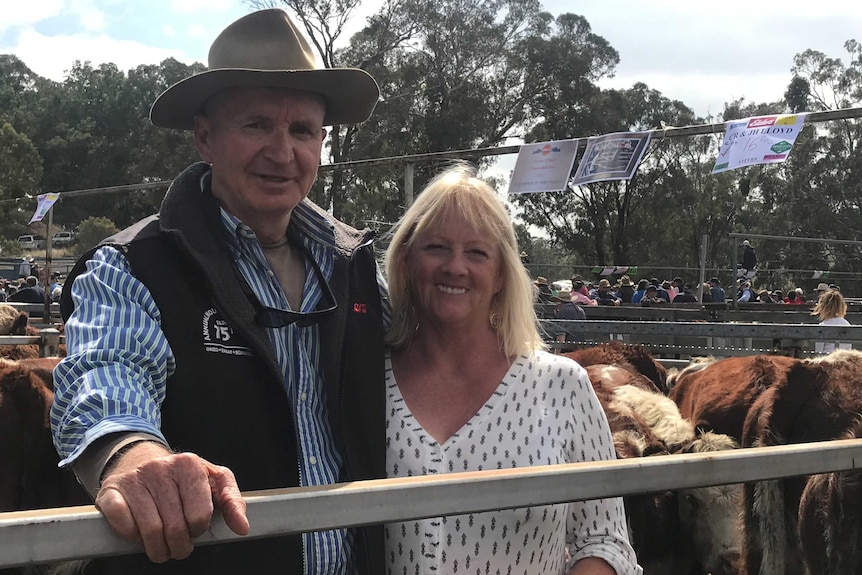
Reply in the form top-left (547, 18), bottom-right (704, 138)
top-left (534, 276), bottom-right (548, 286)
top-left (816, 282), bottom-right (830, 292)
top-left (150, 9), bottom-right (380, 129)
top-left (552, 291), bottom-right (573, 303)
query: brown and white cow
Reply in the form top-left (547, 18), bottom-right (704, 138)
top-left (669, 354), bottom-right (800, 444)
top-left (587, 372), bottom-right (743, 575)
top-left (798, 419), bottom-right (862, 575)
top-left (741, 349), bottom-right (862, 575)
top-left (566, 341), bottom-right (668, 393)
top-left (0, 357), bottom-right (86, 514)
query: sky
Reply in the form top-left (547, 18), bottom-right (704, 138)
top-left (4, 0), bottom-right (862, 121)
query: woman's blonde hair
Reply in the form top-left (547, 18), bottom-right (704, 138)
top-left (384, 163), bottom-right (544, 357)
top-left (812, 289), bottom-right (847, 321)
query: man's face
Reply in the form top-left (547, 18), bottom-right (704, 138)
top-left (194, 87), bottom-right (326, 228)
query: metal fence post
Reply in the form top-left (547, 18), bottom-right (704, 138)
top-left (39, 328), bottom-right (61, 357)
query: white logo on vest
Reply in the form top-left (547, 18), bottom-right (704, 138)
top-left (202, 307), bottom-right (253, 356)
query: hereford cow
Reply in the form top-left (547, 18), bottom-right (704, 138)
top-left (669, 354), bottom-right (800, 443)
top-left (798, 419), bottom-right (862, 575)
top-left (566, 341), bottom-right (668, 393)
top-left (589, 373), bottom-right (743, 575)
top-left (741, 349), bottom-right (862, 575)
top-left (0, 357), bottom-right (86, 514)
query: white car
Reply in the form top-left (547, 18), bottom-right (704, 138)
top-left (52, 231), bottom-right (75, 246)
top-left (17, 235), bottom-right (46, 250)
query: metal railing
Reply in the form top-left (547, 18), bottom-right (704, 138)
top-left (3, 439), bottom-right (862, 568)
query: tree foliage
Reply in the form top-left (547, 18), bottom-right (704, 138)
top-left (3, 3), bottom-right (862, 291)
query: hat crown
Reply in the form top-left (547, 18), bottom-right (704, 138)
top-left (208, 10), bottom-right (316, 72)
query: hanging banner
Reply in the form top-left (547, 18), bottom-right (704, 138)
top-left (712, 114), bottom-right (807, 174)
top-left (507, 139), bottom-right (579, 195)
top-left (28, 192), bottom-right (60, 224)
top-left (570, 131), bottom-right (651, 186)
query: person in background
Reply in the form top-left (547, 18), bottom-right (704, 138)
top-left (815, 282), bottom-right (831, 300)
top-left (383, 163), bottom-right (640, 575)
top-left (812, 289), bottom-right (852, 354)
top-left (592, 278), bottom-right (622, 306)
top-left (571, 274), bottom-right (591, 298)
top-left (50, 9), bottom-right (387, 574)
top-left (631, 279), bottom-right (649, 304)
top-left (618, 275), bottom-right (636, 303)
top-left (740, 239), bottom-right (757, 276)
top-left (571, 279), bottom-right (598, 306)
top-left (708, 277), bottom-right (726, 303)
top-left (650, 278), bottom-right (671, 302)
top-left (550, 290), bottom-right (587, 347)
top-left (772, 289), bottom-right (785, 304)
top-left (640, 284), bottom-right (666, 306)
top-left (0, 279), bottom-right (8, 302)
top-left (701, 282), bottom-right (713, 303)
top-left (534, 276), bottom-right (554, 302)
top-left (8, 275), bottom-right (47, 317)
top-left (737, 280), bottom-right (755, 302)
top-left (668, 276), bottom-right (684, 302)
top-left (672, 283), bottom-right (699, 303)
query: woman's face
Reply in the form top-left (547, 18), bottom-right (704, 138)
top-left (405, 211), bottom-right (503, 331)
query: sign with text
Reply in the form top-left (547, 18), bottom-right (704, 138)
top-left (507, 139), bottom-right (579, 195)
top-left (712, 114), bottom-right (807, 174)
top-left (571, 132), bottom-right (651, 186)
top-left (28, 192), bottom-right (60, 223)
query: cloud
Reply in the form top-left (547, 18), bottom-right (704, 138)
top-left (8, 27), bottom-right (188, 81)
top-left (187, 24), bottom-right (207, 39)
top-left (170, 0), bottom-right (234, 14)
top-left (69, 0), bottom-right (107, 32)
top-left (1, 0), bottom-right (64, 34)
top-left (162, 24), bottom-right (176, 38)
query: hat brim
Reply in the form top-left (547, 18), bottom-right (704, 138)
top-left (150, 68), bottom-right (380, 130)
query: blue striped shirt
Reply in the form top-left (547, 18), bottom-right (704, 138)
top-left (51, 198), bottom-right (388, 575)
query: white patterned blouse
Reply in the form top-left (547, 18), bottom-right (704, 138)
top-left (384, 349), bottom-right (641, 575)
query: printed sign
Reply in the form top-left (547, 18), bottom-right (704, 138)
top-left (571, 132), bottom-right (652, 186)
top-left (712, 114), bottom-right (807, 174)
top-left (28, 193), bottom-right (60, 224)
top-left (507, 139), bottom-right (579, 195)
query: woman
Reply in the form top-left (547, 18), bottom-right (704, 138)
top-left (383, 164), bottom-right (640, 575)
top-left (812, 289), bottom-right (852, 354)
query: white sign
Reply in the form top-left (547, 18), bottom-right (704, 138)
top-left (571, 132), bottom-right (652, 186)
top-left (507, 139), bottom-right (578, 195)
top-left (29, 192), bottom-right (60, 224)
top-left (712, 114), bottom-right (806, 174)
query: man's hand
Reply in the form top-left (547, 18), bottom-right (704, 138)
top-left (95, 442), bottom-right (249, 563)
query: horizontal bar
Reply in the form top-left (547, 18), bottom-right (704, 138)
top-left (3, 440), bottom-right (862, 567)
top-left (539, 320), bottom-right (862, 339)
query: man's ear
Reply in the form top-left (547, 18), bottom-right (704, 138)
top-left (194, 115), bottom-right (213, 162)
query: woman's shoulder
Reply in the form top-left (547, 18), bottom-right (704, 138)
top-left (527, 349), bottom-right (589, 377)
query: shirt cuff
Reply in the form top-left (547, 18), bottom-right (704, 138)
top-left (71, 432), bottom-right (169, 498)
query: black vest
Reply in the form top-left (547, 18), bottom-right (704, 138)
top-left (61, 185), bottom-right (385, 574)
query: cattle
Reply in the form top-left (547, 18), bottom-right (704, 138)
top-left (0, 357), bottom-right (86, 514)
top-left (565, 341), bottom-right (668, 393)
top-left (587, 370), bottom-right (743, 575)
top-left (0, 303), bottom-right (65, 360)
top-left (741, 349), bottom-right (862, 575)
top-left (798, 420), bottom-right (862, 575)
top-left (669, 354), bottom-right (800, 444)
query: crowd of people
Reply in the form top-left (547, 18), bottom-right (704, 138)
top-left (535, 274), bottom-right (850, 308)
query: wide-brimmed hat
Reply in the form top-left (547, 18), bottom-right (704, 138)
top-left (619, 276), bottom-right (633, 287)
top-left (534, 276), bottom-right (548, 286)
top-left (150, 9), bottom-right (380, 129)
top-left (816, 282), bottom-right (830, 292)
top-left (552, 291), bottom-right (573, 303)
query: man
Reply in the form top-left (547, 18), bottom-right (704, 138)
top-left (591, 278), bottom-right (621, 306)
top-left (550, 290), bottom-right (587, 346)
top-left (534, 276), bottom-right (554, 302)
top-left (672, 283), bottom-right (699, 303)
top-left (8, 275), bottom-right (47, 316)
top-left (737, 280), bottom-right (755, 302)
top-left (709, 277), bottom-right (726, 304)
top-left (740, 239), bottom-right (757, 277)
top-left (50, 9), bottom-right (386, 575)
